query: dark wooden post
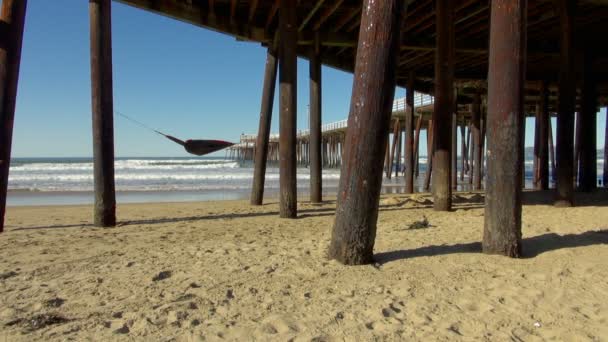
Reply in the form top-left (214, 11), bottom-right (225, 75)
top-left (404, 73), bottom-right (415, 193)
top-left (460, 124), bottom-right (466, 182)
top-left (432, 0), bottom-right (454, 210)
top-left (90, 0), bottom-right (116, 227)
top-left (483, 0), bottom-right (526, 257)
top-left (309, 33), bottom-right (322, 203)
top-left (555, 0), bottom-right (576, 207)
top-left (395, 124), bottom-right (402, 178)
top-left (604, 110), bottom-right (608, 187)
top-left (549, 118), bottom-right (556, 183)
top-left (472, 92), bottom-right (482, 190)
top-left (537, 82), bottom-right (549, 189)
top-left (574, 111), bottom-right (582, 187)
top-left (414, 115), bottom-right (422, 178)
top-left (388, 119), bottom-right (399, 179)
top-left (0, 0), bottom-right (27, 233)
top-left (328, 0), bottom-right (403, 265)
top-left (579, 53), bottom-right (597, 192)
top-left (279, 0), bottom-right (298, 218)
top-left (424, 120), bottom-right (434, 191)
top-left (451, 111), bottom-right (457, 190)
top-left (250, 48), bottom-right (278, 205)
top-left (533, 106), bottom-right (540, 188)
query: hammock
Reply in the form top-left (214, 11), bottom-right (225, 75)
top-left (117, 111), bottom-right (234, 156)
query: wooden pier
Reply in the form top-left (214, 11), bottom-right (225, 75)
top-left (1, 0), bottom-right (608, 266)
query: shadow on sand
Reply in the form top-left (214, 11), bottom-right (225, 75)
top-left (374, 230), bottom-right (608, 264)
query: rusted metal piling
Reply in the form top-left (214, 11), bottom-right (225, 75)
top-left (90, 0), bottom-right (116, 227)
top-left (432, 0), bottom-right (454, 211)
top-left (404, 74), bottom-right (415, 193)
top-left (328, 0), bottom-right (403, 265)
top-left (250, 48), bottom-right (278, 205)
top-left (309, 33), bottom-right (322, 203)
top-left (483, 0), bottom-right (526, 257)
top-left (279, 0), bottom-right (298, 218)
top-left (537, 82), bottom-right (549, 190)
top-left (0, 0), bottom-right (27, 233)
top-left (579, 53), bottom-right (597, 192)
top-left (555, 0), bottom-right (576, 207)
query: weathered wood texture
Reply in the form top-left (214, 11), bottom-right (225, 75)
top-left (328, 0), bottom-right (403, 265)
top-left (483, 0), bottom-right (526, 257)
top-left (309, 34), bottom-right (322, 203)
top-left (432, 0), bottom-right (454, 211)
top-left (424, 120), bottom-right (434, 191)
top-left (279, 0), bottom-right (298, 218)
top-left (555, 0), bottom-right (576, 207)
top-left (414, 115), bottom-right (422, 178)
top-left (472, 92), bottom-right (482, 190)
top-left (250, 48), bottom-right (278, 205)
top-left (404, 73), bottom-right (415, 193)
top-left (0, 0), bottom-right (27, 233)
top-left (90, 0), bottom-right (116, 227)
top-left (578, 53), bottom-right (597, 191)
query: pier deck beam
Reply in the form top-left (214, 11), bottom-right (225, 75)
top-left (472, 92), bottom-right (482, 190)
top-left (90, 0), bottom-right (116, 227)
top-left (0, 0), bottom-right (27, 233)
top-left (483, 0), bottom-right (526, 257)
top-left (328, 0), bottom-right (403, 265)
top-left (404, 72), bottom-right (415, 193)
top-left (250, 48), bottom-right (278, 205)
top-left (555, 0), bottom-right (576, 207)
top-left (432, 0), bottom-right (454, 211)
top-left (537, 81), bottom-right (549, 190)
top-left (279, 0), bottom-right (298, 218)
top-left (309, 34), bottom-right (322, 203)
top-left (579, 53), bottom-right (597, 192)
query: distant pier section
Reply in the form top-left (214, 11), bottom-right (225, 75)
top-left (229, 93), bottom-right (435, 167)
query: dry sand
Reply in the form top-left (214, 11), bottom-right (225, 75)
top-left (0, 190), bottom-right (607, 341)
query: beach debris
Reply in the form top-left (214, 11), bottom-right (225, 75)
top-left (113, 323), bottom-right (130, 334)
top-left (152, 270), bottom-right (172, 282)
top-left (5, 313), bottom-right (70, 332)
top-left (226, 289), bottom-right (235, 300)
top-left (0, 271), bottom-right (18, 280)
top-left (407, 216), bottom-right (430, 230)
top-left (534, 321), bottom-right (542, 328)
top-left (44, 297), bottom-right (65, 308)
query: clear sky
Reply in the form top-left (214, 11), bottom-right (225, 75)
top-left (11, 0), bottom-right (607, 158)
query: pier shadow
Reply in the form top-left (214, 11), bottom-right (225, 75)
top-left (374, 229), bottom-right (608, 265)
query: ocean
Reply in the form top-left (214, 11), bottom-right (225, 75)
top-left (6, 157), bottom-right (605, 206)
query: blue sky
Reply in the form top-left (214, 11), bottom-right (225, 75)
top-left (12, 0), bottom-right (607, 158)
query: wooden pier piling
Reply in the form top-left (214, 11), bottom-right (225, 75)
top-left (451, 111), bottom-right (457, 190)
top-left (0, 0), bottom-right (27, 233)
top-left (432, 0), bottom-right (454, 211)
top-left (328, 0), bottom-right (403, 265)
top-left (90, 0), bottom-right (116, 227)
top-left (250, 48), bottom-right (278, 205)
top-left (483, 0), bottom-right (526, 257)
top-left (537, 82), bottom-right (549, 190)
top-left (404, 74), bottom-right (415, 193)
top-left (279, 0), bottom-right (298, 218)
top-left (472, 92), bottom-right (482, 190)
top-left (309, 33), bottom-right (322, 203)
top-left (555, 0), bottom-right (576, 207)
top-left (578, 53), bottom-right (597, 192)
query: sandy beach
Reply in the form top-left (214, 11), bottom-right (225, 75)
top-left (0, 190), bottom-right (607, 341)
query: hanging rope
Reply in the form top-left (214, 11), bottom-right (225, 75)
top-left (115, 110), bottom-right (234, 156)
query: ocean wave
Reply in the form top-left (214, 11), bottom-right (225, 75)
top-left (10, 160), bottom-right (240, 172)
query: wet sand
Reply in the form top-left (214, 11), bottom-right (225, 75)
top-left (1, 190), bottom-right (607, 341)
